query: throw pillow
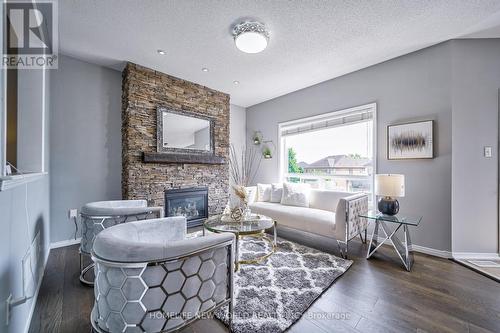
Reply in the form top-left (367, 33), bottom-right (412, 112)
top-left (257, 183), bottom-right (272, 202)
top-left (270, 183), bottom-right (283, 203)
top-left (281, 182), bottom-right (311, 207)
top-left (245, 186), bottom-right (257, 204)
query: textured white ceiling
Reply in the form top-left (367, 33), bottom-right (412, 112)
top-left (58, 0), bottom-right (500, 107)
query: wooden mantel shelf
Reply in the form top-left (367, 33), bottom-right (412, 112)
top-left (143, 152), bottom-right (226, 164)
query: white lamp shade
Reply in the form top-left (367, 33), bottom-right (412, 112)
top-left (375, 174), bottom-right (405, 197)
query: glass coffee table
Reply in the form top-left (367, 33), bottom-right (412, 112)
top-left (204, 214), bottom-right (276, 271)
top-left (360, 211), bottom-right (422, 271)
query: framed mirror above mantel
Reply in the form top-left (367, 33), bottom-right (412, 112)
top-left (142, 107), bottom-right (226, 164)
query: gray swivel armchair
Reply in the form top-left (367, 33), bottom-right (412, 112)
top-left (90, 217), bottom-right (235, 333)
top-left (79, 200), bottom-right (163, 285)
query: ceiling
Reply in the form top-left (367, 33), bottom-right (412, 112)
top-left (58, 0), bottom-right (500, 107)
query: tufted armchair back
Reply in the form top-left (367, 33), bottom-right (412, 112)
top-left (80, 200), bottom-right (163, 255)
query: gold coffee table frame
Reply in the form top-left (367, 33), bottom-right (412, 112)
top-left (203, 215), bottom-right (277, 271)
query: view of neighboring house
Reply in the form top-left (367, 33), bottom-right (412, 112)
top-left (290, 155), bottom-right (372, 192)
top-left (300, 155), bottom-right (372, 176)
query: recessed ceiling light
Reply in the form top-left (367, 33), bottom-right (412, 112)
top-left (233, 80), bottom-right (240, 85)
top-left (202, 67), bottom-right (209, 72)
top-left (233, 21), bottom-right (269, 54)
top-left (157, 49), bottom-right (166, 55)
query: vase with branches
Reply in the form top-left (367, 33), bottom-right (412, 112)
top-left (228, 144), bottom-right (262, 218)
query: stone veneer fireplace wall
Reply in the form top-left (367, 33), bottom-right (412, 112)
top-left (121, 63), bottom-right (230, 215)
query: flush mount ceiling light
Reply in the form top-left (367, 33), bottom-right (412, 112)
top-left (233, 21), bottom-right (269, 54)
top-left (233, 80), bottom-right (240, 85)
top-left (157, 49), bottom-right (166, 55)
top-left (202, 67), bottom-right (209, 72)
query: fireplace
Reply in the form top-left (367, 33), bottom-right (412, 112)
top-left (165, 187), bottom-right (208, 227)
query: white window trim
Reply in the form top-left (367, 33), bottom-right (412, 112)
top-left (0, 1), bottom-right (5, 180)
top-left (0, 172), bottom-right (47, 191)
top-left (0, 6), bottom-right (48, 190)
top-left (278, 102), bottom-right (377, 203)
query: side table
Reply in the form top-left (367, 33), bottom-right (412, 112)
top-left (360, 211), bottom-right (422, 271)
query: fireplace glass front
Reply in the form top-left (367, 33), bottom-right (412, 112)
top-left (165, 187), bottom-right (208, 227)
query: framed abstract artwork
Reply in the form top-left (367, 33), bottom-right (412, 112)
top-left (387, 120), bottom-right (434, 160)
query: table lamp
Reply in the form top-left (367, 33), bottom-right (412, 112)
top-left (375, 174), bottom-right (405, 215)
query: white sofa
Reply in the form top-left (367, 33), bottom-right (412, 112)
top-left (246, 185), bottom-right (369, 258)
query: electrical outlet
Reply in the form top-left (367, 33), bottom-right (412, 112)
top-left (68, 208), bottom-right (78, 219)
top-left (484, 146), bottom-right (492, 158)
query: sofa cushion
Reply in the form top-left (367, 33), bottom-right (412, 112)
top-left (309, 189), bottom-right (352, 212)
top-left (257, 183), bottom-right (272, 202)
top-left (249, 202), bottom-right (336, 238)
top-left (281, 182), bottom-right (311, 207)
top-left (270, 183), bottom-right (283, 203)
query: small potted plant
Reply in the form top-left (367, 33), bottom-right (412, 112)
top-left (263, 146), bottom-right (272, 159)
top-left (252, 131), bottom-right (263, 145)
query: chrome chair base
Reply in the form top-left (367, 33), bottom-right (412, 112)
top-left (78, 203), bottom-right (163, 286)
top-left (79, 252), bottom-right (94, 286)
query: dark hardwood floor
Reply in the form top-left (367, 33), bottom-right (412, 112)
top-left (29, 231), bottom-right (500, 333)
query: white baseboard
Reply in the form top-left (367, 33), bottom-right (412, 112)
top-left (23, 245), bottom-right (50, 333)
top-left (410, 245), bottom-right (452, 258)
top-left (50, 237), bottom-right (81, 249)
top-left (370, 236), bottom-right (500, 260)
top-left (24, 238), bottom-right (82, 332)
top-left (371, 236), bottom-right (452, 258)
top-left (451, 252), bottom-right (500, 260)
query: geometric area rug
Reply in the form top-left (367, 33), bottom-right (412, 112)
top-left (212, 236), bottom-right (353, 333)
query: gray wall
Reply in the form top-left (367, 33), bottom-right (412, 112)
top-left (247, 39), bottom-right (500, 254)
top-left (0, 65), bottom-right (50, 333)
top-left (230, 104), bottom-right (247, 152)
top-left (17, 69), bottom-right (46, 173)
top-left (230, 103), bottom-right (247, 187)
top-left (0, 178), bottom-right (50, 333)
top-left (451, 39), bottom-right (500, 254)
top-left (49, 61), bottom-right (245, 243)
top-left (247, 42), bottom-right (454, 252)
top-left (4, 58), bottom-right (244, 332)
top-left (50, 55), bottom-right (122, 243)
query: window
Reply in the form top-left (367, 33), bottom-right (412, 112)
top-left (1, 66), bottom-right (47, 177)
top-left (6, 67), bottom-right (17, 169)
top-left (279, 103), bottom-right (376, 205)
top-left (0, 4), bottom-right (48, 187)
